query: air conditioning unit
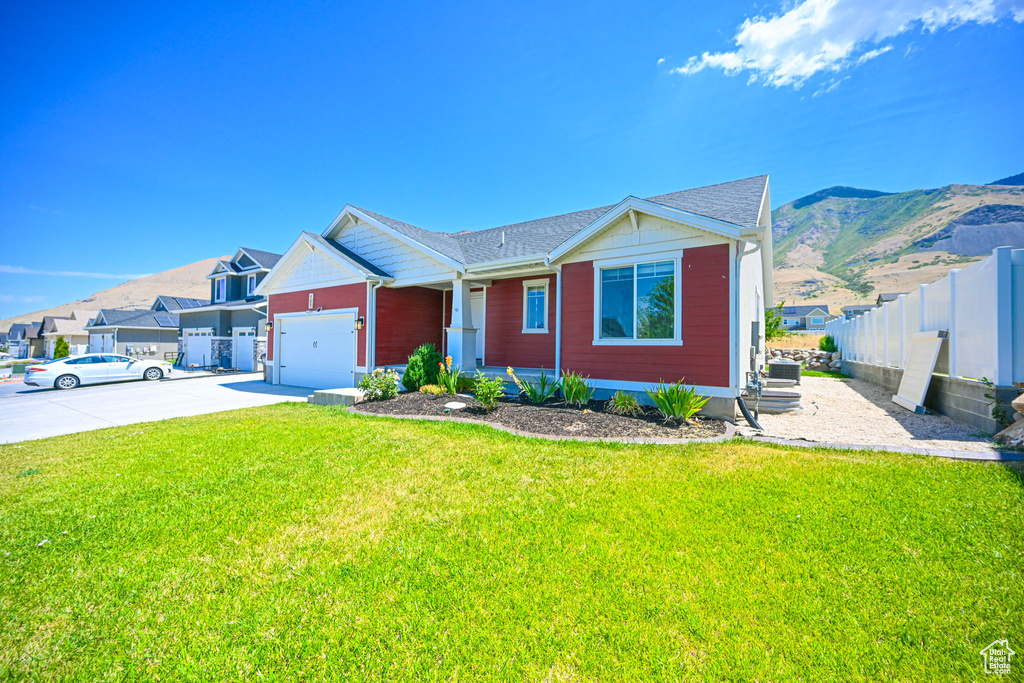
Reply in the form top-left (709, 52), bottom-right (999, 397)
top-left (767, 358), bottom-right (801, 384)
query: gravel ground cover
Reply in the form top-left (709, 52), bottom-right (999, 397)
top-left (354, 391), bottom-right (728, 440)
top-left (737, 376), bottom-right (1002, 453)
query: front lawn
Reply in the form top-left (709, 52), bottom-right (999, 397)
top-left (1, 404), bottom-right (1021, 680)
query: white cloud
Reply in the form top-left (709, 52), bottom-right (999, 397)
top-left (670, 0), bottom-right (1024, 88)
top-left (0, 294), bottom-right (47, 304)
top-left (657, 57), bottom-right (666, 65)
top-left (0, 265), bottom-right (152, 279)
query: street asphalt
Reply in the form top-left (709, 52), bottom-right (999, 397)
top-left (0, 374), bottom-right (311, 444)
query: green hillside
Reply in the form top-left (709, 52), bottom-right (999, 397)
top-left (771, 182), bottom-right (1024, 299)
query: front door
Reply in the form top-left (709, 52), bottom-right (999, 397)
top-left (234, 329), bottom-right (255, 371)
top-left (470, 292), bottom-right (484, 364)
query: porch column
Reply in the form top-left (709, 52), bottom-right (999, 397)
top-left (446, 278), bottom-right (477, 370)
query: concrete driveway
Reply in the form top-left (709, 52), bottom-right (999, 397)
top-left (0, 375), bottom-right (311, 444)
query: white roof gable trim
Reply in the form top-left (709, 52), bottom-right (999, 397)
top-left (548, 196), bottom-right (759, 264)
top-left (324, 205), bottom-right (465, 274)
top-left (255, 232), bottom-right (393, 297)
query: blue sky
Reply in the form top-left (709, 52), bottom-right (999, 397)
top-left (2, 0), bottom-right (1023, 321)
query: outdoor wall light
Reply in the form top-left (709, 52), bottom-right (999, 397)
top-left (266, 320), bottom-right (274, 330)
top-left (355, 317), bottom-right (365, 330)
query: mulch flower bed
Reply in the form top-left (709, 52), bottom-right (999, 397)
top-left (353, 391), bottom-right (728, 440)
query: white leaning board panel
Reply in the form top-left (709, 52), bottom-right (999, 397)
top-left (892, 330), bottom-right (946, 413)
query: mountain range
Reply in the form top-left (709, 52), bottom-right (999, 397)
top-left (0, 257), bottom-right (224, 332)
top-left (771, 174), bottom-right (1024, 306)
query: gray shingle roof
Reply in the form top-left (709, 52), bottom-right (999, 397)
top-left (240, 248), bottom-right (283, 269)
top-left (351, 176), bottom-right (768, 267)
top-left (354, 208), bottom-right (466, 264)
top-left (780, 305), bottom-right (830, 316)
top-left (90, 309), bottom-right (178, 329)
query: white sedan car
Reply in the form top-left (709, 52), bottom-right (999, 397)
top-left (24, 354), bottom-right (174, 389)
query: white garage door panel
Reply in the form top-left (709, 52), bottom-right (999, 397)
top-left (279, 314), bottom-right (355, 389)
top-left (186, 333), bottom-right (212, 367)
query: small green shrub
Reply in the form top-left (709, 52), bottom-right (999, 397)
top-left (438, 356), bottom-right (463, 395)
top-left (507, 367), bottom-right (560, 404)
top-left (419, 384), bottom-right (443, 395)
top-left (561, 371), bottom-right (595, 408)
top-left (645, 380), bottom-right (709, 424)
top-left (819, 335), bottom-right (838, 353)
top-left (606, 390), bottom-right (641, 416)
top-left (765, 302), bottom-right (792, 341)
top-left (53, 336), bottom-right (70, 359)
top-left (358, 368), bottom-right (400, 401)
top-left (473, 372), bottom-right (506, 411)
top-left (402, 343), bottom-right (443, 391)
top-left (456, 375), bottom-right (475, 393)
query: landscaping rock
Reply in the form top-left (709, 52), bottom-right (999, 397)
top-left (1014, 412), bottom-right (1024, 423)
top-left (829, 360), bottom-right (842, 369)
top-left (1011, 394), bottom-right (1024, 415)
top-left (995, 420), bottom-right (1024, 448)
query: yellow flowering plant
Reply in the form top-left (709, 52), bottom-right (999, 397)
top-left (437, 356), bottom-right (462, 395)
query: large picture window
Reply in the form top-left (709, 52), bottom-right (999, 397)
top-left (598, 258), bottom-right (679, 343)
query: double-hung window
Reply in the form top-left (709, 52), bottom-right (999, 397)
top-left (247, 274), bottom-right (257, 296)
top-left (522, 279), bottom-right (549, 333)
top-left (215, 277), bottom-right (226, 302)
top-left (596, 257), bottom-right (680, 344)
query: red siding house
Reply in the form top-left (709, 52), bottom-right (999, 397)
top-left (257, 176), bottom-right (774, 419)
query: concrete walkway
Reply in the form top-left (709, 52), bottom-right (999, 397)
top-left (736, 376), bottom-right (1013, 458)
top-left (0, 375), bottom-right (309, 444)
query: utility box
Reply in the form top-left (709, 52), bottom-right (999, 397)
top-left (767, 358), bottom-right (801, 384)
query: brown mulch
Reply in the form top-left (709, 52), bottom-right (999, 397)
top-left (353, 391), bottom-right (728, 440)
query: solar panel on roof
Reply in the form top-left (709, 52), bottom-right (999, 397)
top-left (155, 315), bottom-right (177, 327)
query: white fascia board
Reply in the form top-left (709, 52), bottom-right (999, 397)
top-left (464, 256), bottom-right (549, 273)
top-left (323, 205), bottom-right (466, 274)
top-left (205, 261), bottom-right (234, 279)
top-left (254, 233), bottom-right (389, 297)
top-left (548, 197), bottom-right (749, 263)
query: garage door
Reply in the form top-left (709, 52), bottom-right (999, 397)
top-left (278, 314), bottom-right (355, 389)
top-left (185, 331), bottom-right (213, 367)
top-left (234, 329), bottom-right (255, 372)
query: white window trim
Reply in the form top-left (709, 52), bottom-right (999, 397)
top-left (215, 277), bottom-right (227, 303)
top-left (809, 317), bottom-right (824, 325)
top-left (246, 274), bottom-right (256, 296)
top-left (592, 251), bottom-right (683, 346)
top-left (521, 278), bottom-right (550, 334)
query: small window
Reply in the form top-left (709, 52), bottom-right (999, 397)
top-left (522, 280), bottom-right (549, 332)
top-left (247, 274), bottom-right (256, 296)
top-left (216, 278), bottom-right (226, 302)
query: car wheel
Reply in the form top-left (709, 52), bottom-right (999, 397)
top-left (55, 374), bottom-right (80, 390)
top-left (143, 367), bottom-right (163, 381)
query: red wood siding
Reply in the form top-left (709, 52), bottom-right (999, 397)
top-left (267, 284), bottom-right (367, 366)
top-left (374, 286), bottom-right (445, 366)
top-left (560, 243), bottom-right (731, 386)
top-left (485, 275), bottom-right (556, 369)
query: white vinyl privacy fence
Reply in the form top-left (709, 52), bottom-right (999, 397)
top-left (825, 247), bottom-right (1022, 387)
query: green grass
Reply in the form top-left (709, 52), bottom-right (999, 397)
top-left (801, 368), bottom-right (850, 379)
top-left (1, 405), bottom-right (1022, 680)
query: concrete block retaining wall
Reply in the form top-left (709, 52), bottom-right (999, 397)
top-left (842, 360), bottom-right (1014, 435)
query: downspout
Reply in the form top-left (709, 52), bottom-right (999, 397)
top-left (368, 280), bottom-right (385, 371)
top-left (545, 256), bottom-right (563, 376)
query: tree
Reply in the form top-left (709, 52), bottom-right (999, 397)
top-left (765, 302), bottom-right (791, 342)
top-left (54, 336), bottom-right (70, 359)
top-left (637, 278), bottom-right (675, 339)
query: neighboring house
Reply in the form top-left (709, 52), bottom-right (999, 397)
top-left (7, 322), bottom-right (44, 358)
top-left (85, 297), bottom-right (197, 358)
top-left (177, 248), bottom-right (281, 370)
top-left (41, 310), bottom-right (99, 358)
top-left (6, 323), bottom-right (41, 360)
top-left (777, 305), bottom-right (835, 331)
top-left (256, 175), bottom-right (774, 420)
top-left (0, 332), bottom-right (8, 349)
top-left (841, 305), bottom-right (874, 319)
top-left (875, 292), bottom-right (903, 306)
